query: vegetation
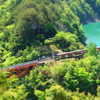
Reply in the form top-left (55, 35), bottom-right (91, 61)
top-left (0, 0), bottom-right (100, 99)
top-left (0, 43), bottom-right (100, 100)
top-left (1, 43), bottom-right (100, 99)
top-left (0, 0), bottom-right (100, 66)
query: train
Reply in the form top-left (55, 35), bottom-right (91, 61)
top-left (0, 47), bottom-right (100, 78)
top-left (57, 47), bottom-right (100, 58)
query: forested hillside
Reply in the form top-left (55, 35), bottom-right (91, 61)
top-left (0, 0), bottom-right (100, 66)
top-left (1, 0), bottom-right (100, 100)
top-left (1, 43), bottom-right (100, 100)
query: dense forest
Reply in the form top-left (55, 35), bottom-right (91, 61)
top-left (1, 0), bottom-right (100, 67)
top-left (1, 43), bottom-right (100, 100)
top-left (1, 0), bottom-right (100, 99)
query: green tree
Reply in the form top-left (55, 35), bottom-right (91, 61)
top-left (86, 42), bottom-right (99, 57)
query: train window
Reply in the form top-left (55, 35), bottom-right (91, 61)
top-left (29, 66), bottom-right (33, 70)
top-left (21, 69), bottom-right (25, 74)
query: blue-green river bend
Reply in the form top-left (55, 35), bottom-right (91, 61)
top-left (83, 22), bottom-right (100, 46)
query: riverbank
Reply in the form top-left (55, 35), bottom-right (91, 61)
top-left (84, 18), bottom-right (100, 25)
top-left (94, 18), bottom-right (100, 22)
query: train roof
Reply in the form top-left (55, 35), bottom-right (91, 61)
top-left (57, 52), bottom-right (67, 56)
top-left (57, 49), bottom-right (86, 56)
top-left (0, 60), bottom-right (38, 71)
top-left (96, 46), bottom-right (100, 49)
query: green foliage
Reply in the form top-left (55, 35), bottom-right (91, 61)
top-left (0, 71), bottom-right (17, 94)
top-left (86, 42), bottom-right (99, 57)
top-left (1, 56), bottom-right (100, 99)
top-left (67, 0), bottom-right (94, 23)
top-left (1, 85), bottom-right (28, 100)
top-left (2, 0), bottom-right (100, 66)
top-left (11, 55), bottom-right (100, 99)
top-left (35, 85), bottom-right (100, 100)
top-left (52, 31), bottom-right (84, 51)
top-left (64, 67), bottom-right (96, 93)
top-left (0, 0), bottom-right (100, 99)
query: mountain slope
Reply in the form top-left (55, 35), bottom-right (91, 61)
top-left (0, 0), bottom-right (100, 67)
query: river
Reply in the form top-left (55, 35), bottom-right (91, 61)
top-left (83, 22), bottom-right (100, 46)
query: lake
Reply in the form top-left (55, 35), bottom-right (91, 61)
top-left (83, 22), bottom-right (100, 46)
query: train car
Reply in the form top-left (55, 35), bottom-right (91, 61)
top-left (80, 49), bottom-right (88, 54)
top-left (56, 46), bottom-right (100, 59)
top-left (56, 49), bottom-right (88, 59)
top-left (96, 47), bottom-right (100, 51)
top-left (57, 50), bottom-right (81, 58)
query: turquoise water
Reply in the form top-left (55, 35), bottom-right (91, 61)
top-left (83, 22), bottom-right (100, 46)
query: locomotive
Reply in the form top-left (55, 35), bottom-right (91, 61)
top-left (1, 47), bottom-right (100, 78)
